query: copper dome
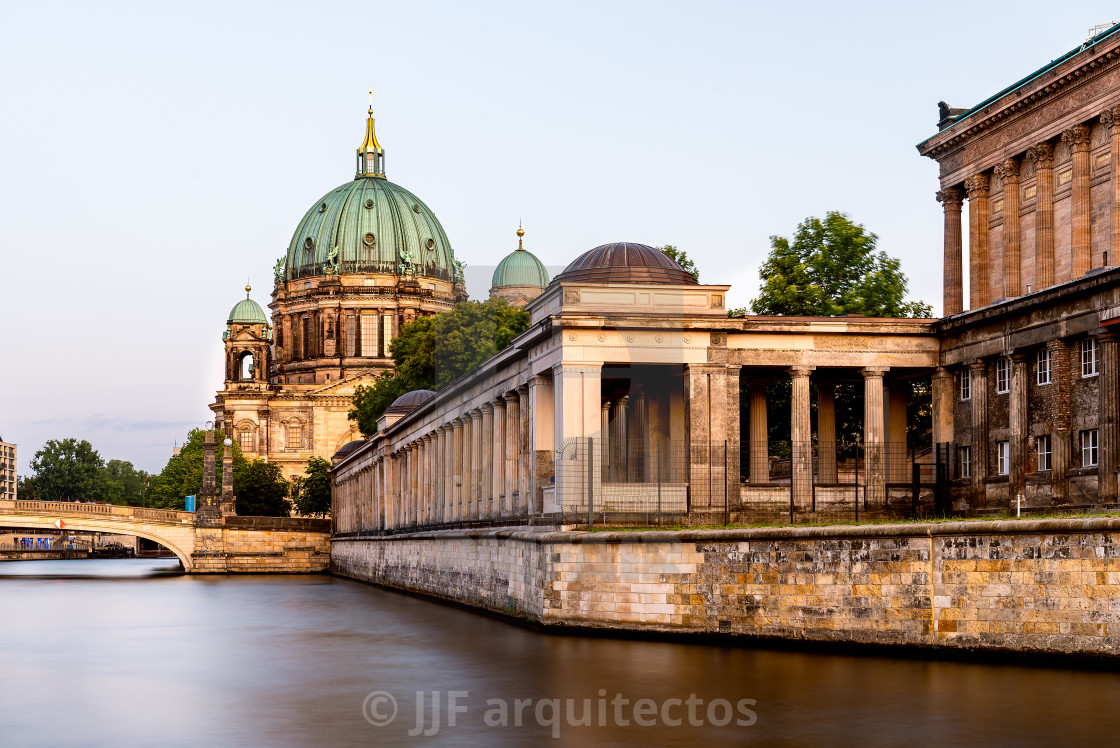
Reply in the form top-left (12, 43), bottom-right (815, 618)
top-left (384, 389), bottom-right (437, 415)
top-left (552, 242), bottom-right (697, 285)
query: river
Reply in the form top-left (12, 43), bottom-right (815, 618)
top-left (1, 558), bottom-right (1118, 746)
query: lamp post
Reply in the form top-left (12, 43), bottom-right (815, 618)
top-left (220, 437), bottom-right (237, 517)
top-left (198, 421), bottom-right (221, 526)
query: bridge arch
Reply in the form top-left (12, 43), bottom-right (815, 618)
top-left (0, 503), bottom-right (195, 571)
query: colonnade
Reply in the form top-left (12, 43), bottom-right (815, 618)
top-left (938, 106), bottom-right (1120, 315)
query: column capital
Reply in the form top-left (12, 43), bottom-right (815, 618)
top-left (1095, 326), bottom-right (1120, 343)
top-left (860, 366), bottom-right (889, 378)
top-left (480, 402), bottom-right (494, 414)
top-left (788, 366), bottom-right (815, 379)
top-left (964, 173), bottom-right (990, 199)
top-left (517, 383), bottom-right (530, 396)
top-left (470, 409), bottom-right (483, 422)
top-left (994, 158), bottom-right (1020, 182)
top-left (1101, 105), bottom-right (1120, 131)
top-left (1026, 141), bottom-right (1055, 169)
top-left (503, 391), bottom-right (518, 404)
top-left (1009, 349), bottom-right (1029, 364)
top-left (1062, 124), bottom-right (1092, 152)
top-left (601, 400), bottom-right (612, 412)
top-left (936, 186), bottom-right (963, 208)
top-left (968, 359), bottom-right (987, 373)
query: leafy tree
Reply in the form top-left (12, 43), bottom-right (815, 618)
top-left (102, 459), bottom-right (149, 506)
top-left (28, 438), bottom-right (106, 502)
top-left (234, 460), bottom-right (291, 517)
top-left (751, 212), bottom-right (932, 318)
top-left (293, 457), bottom-right (332, 518)
top-left (144, 428), bottom-right (247, 509)
top-left (16, 474), bottom-right (41, 500)
top-left (660, 245), bottom-right (699, 281)
top-left (350, 298), bottom-right (530, 436)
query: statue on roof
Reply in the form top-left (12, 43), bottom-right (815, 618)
top-left (323, 244), bottom-right (340, 276)
top-left (273, 256), bottom-right (286, 283)
top-left (400, 245), bottom-right (416, 276)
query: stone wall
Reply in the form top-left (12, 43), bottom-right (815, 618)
top-left (191, 527), bottom-right (331, 573)
top-left (332, 518), bottom-right (1120, 657)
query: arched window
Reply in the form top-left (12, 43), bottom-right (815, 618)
top-left (240, 352), bottom-right (255, 380)
top-left (287, 423), bottom-right (302, 450)
top-left (239, 428), bottom-right (254, 451)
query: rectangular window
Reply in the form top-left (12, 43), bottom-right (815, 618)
top-left (288, 424), bottom-right (302, 450)
top-left (996, 358), bottom-right (1010, 394)
top-left (959, 445), bottom-right (971, 478)
top-left (239, 429), bottom-right (254, 451)
top-left (301, 317), bottom-right (311, 360)
top-left (997, 441), bottom-right (1009, 475)
top-left (382, 314), bottom-right (394, 358)
top-left (1082, 429), bottom-right (1099, 467)
top-left (1037, 348), bottom-right (1052, 385)
top-left (1037, 435), bottom-right (1051, 472)
top-left (1082, 338), bottom-right (1099, 377)
top-left (960, 369), bottom-right (971, 401)
top-left (360, 313), bottom-right (379, 357)
top-left (347, 315), bottom-right (358, 357)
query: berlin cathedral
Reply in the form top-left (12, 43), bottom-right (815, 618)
top-left (210, 106), bottom-right (549, 480)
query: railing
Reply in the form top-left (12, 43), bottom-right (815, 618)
top-left (0, 500), bottom-right (191, 523)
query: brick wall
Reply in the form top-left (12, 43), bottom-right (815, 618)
top-left (332, 520), bottom-right (1120, 657)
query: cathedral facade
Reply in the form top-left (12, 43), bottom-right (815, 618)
top-left (211, 107), bottom-right (469, 481)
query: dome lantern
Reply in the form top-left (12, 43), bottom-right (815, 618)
top-left (356, 90), bottom-right (385, 179)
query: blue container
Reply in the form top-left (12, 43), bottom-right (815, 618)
top-left (184, 495), bottom-right (196, 512)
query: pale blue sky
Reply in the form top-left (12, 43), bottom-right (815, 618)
top-left (2, 0), bottom-right (1117, 475)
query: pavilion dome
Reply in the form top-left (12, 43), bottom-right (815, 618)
top-left (227, 285), bottom-right (268, 325)
top-left (491, 227), bottom-right (549, 290)
top-left (384, 389), bottom-right (436, 416)
top-left (280, 109), bottom-right (460, 285)
top-left (551, 242), bottom-right (697, 285)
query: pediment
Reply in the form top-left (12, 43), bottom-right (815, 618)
top-left (308, 370), bottom-right (382, 395)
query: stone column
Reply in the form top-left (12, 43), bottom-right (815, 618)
top-left (1102, 107), bottom-right (1120, 265)
top-left (965, 173), bottom-right (991, 309)
top-left (1049, 340), bottom-right (1072, 503)
top-left (552, 364), bottom-right (603, 513)
top-left (452, 418), bottom-right (464, 521)
top-left (995, 159), bottom-right (1022, 298)
top-left (615, 396), bottom-right (629, 482)
top-left (969, 360), bottom-right (989, 508)
top-left (937, 187), bottom-right (965, 315)
top-left (492, 398), bottom-right (506, 516)
top-left (932, 367), bottom-right (955, 447)
top-left (480, 403), bottom-right (494, 519)
top-left (748, 383), bottom-right (769, 483)
top-left (518, 385), bottom-right (531, 514)
top-left (685, 364), bottom-right (740, 508)
top-left (445, 424), bottom-right (455, 521)
top-left (862, 367), bottom-right (888, 506)
top-left (816, 381), bottom-right (838, 484)
top-left (434, 427), bottom-right (444, 523)
top-left (470, 410), bottom-right (482, 520)
top-left (504, 392), bottom-right (520, 516)
top-left (1027, 142), bottom-right (1056, 289)
top-left (790, 367), bottom-right (815, 508)
top-left (1098, 331), bottom-right (1119, 502)
top-left (1009, 352), bottom-right (1029, 503)
top-left (601, 400), bottom-right (612, 481)
top-left (1063, 124), bottom-right (1093, 277)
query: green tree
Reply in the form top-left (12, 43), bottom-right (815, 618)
top-left (144, 428), bottom-right (247, 509)
top-left (16, 474), bottom-right (41, 500)
top-left (234, 460), bottom-right (291, 517)
top-left (293, 457), bottom-right (332, 518)
top-left (660, 245), bottom-right (699, 281)
top-left (102, 459), bottom-right (150, 506)
top-left (28, 438), bottom-right (107, 502)
top-left (751, 212), bottom-right (933, 318)
top-left (350, 298), bottom-right (530, 436)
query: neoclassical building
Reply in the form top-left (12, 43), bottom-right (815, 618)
top-left (921, 22), bottom-right (1120, 508)
top-left (489, 226), bottom-right (549, 307)
top-left (211, 107), bottom-right (467, 480)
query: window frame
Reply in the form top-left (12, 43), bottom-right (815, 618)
top-left (1037, 348), bottom-right (1052, 386)
top-left (1082, 338), bottom-right (1099, 378)
top-left (1082, 429), bottom-right (1099, 467)
top-left (996, 358), bottom-right (1010, 394)
top-left (960, 369), bottom-right (971, 401)
top-left (287, 423), bottom-right (302, 451)
top-left (1037, 434), bottom-right (1051, 472)
top-left (959, 445), bottom-right (971, 479)
top-left (238, 428), bottom-right (254, 452)
top-left (997, 440), bottom-right (1009, 475)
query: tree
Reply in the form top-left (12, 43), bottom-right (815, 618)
top-left (28, 438), bottom-right (106, 502)
top-left (293, 457), bottom-right (332, 518)
top-left (16, 474), bottom-right (41, 500)
top-left (144, 428), bottom-right (247, 509)
top-left (751, 212), bottom-right (933, 318)
top-left (234, 460), bottom-right (291, 517)
top-left (102, 459), bottom-right (149, 506)
top-left (350, 298), bottom-right (530, 436)
top-left (660, 245), bottom-right (699, 281)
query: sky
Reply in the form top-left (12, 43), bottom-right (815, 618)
top-left (2, 0), bottom-right (1118, 476)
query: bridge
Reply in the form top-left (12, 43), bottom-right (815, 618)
top-left (0, 499), bottom-right (331, 573)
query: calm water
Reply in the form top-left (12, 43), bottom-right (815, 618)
top-left (1, 559), bottom-right (1119, 747)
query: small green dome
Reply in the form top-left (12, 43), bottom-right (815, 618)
top-left (492, 228), bottom-right (549, 289)
top-left (228, 297), bottom-right (268, 325)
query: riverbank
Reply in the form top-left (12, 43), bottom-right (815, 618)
top-left (332, 517), bottom-right (1120, 659)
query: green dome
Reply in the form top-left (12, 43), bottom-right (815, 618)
top-left (491, 229), bottom-right (549, 289)
top-left (284, 177), bottom-right (457, 283)
top-left (228, 296), bottom-right (268, 325)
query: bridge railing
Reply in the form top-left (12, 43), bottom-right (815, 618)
top-left (0, 500), bottom-right (192, 523)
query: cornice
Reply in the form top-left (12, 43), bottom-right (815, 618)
top-left (918, 43), bottom-right (1120, 161)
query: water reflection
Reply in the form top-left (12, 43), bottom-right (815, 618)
top-left (0, 559), bottom-right (1117, 746)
